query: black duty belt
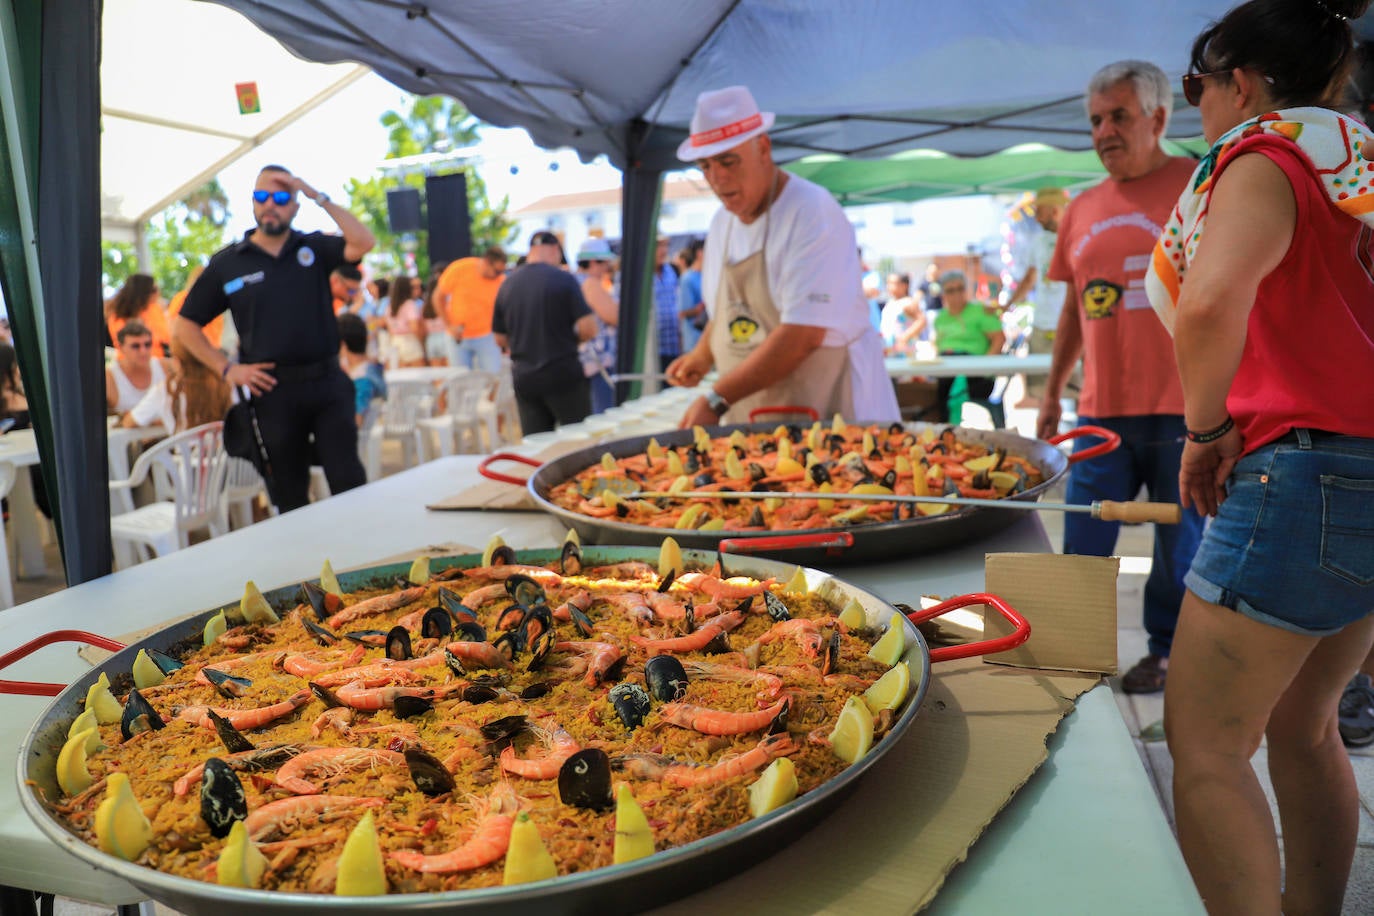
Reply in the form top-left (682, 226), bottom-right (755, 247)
top-left (265, 357), bottom-right (337, 383)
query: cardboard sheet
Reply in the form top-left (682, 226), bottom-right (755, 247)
top-left (427, 439), bottom-right (597, 512)
top-left (983, 553), bottom-right (1120, 675)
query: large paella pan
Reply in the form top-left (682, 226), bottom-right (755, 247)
top-left (14, 542), bottom-right (1028, 915)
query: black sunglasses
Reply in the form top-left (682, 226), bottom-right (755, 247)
top-left (1181, 70), bottom-right (1227, 107)
top-left (252, 190), bottom-right (295, 206)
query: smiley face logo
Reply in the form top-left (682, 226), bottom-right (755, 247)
top-left (728, 315), bottom-right (760, 344)
top-left (1082, 279), bottom-right (1122, 319)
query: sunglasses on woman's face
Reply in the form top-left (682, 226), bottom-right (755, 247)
top-left (252, 190), bottom-right (294, 206)
top-left (1181, 70), bottom-right (1226, 107)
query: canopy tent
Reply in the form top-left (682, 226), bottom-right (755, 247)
top-left (4, 0), bottom-right (1373, 585)
top-left (786, 139), bottom-right (1213, 205)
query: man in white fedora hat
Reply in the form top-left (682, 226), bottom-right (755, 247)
top-left (664, 85), bottom-right (898, 427)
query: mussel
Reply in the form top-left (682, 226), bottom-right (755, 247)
top-left (768, 696), bottom-right (792, 735)
top-left (644, 655), bottom-right (689, 702)
top-left (462, 684), bottom-right (500, 704)
top-left (558, 748), bottom-right (613, 812)
top-left (827, 434), bottom-right (847, 453)
top-left (202, 667), bottom-right (252, 700)
top-left (492, 630), bottom-right (522, 661)
top-left (504, 574), bottom-right (547, 610)
top-left (143, 648), bottom-right (184, 676)
top-left (656, 568), bottom-right (676, 593)
top-left (693, 471), bottom-right (715, 488)
top-left (745, 505), bottom-right (765, 528)
top-left (819, 632), bottom-right (841, 677)
top-left (683, 448), bottom-right (702, 473)
top-left (404, 748), bottom-right (455, 796)
top-left (298, 581), bottom-right (338, 622)
top-left (207, 710), bottom-right (255, 753)
top-left (888, 422), bottom-right (906, 436)
top-left (763, 591), bottom-right (793, 622)
top-left (393, 694), bottom-right (434, 719)
top-left (309, 681), bottom-right (346, 709)
top-left (942, 476), bottom-right (960, 497)
top-left (120, 688), bottom-right (166, 741)
top-left (480, 714), bottom-right (529, 745)
top-left (609, 683), bottom-right (652, 731)
top-left (747, 462), bottom-right (767, 482)
top-left (438, 587), bottom-right (478, 623)
top-left (495, 604), bottom-right (527, 634)
top-left (200, 758), bottom-right (248, 839)
top-left (759, 440), bottom-right (777, 454)
top-left (880, 469), bottom-right (898, 490)
top-left (526, 629), bottom-right (556, 672)
top-left (385, 625), bottom-right (413, 661)
top-left (420, 607), bottom-right (453, 640)
top-left (683, 600), bottom-right (696, 634)
top-left (520, 682), bottom-right (552, 700)
top-left (454, 620), bottom-right (488, 643)
top-left (560, 539), bottom-right (582, 576)
top-left (443, 648), bottom-right (467, 677)
top-left (970, 468), bottom-right (992, 491)
top-left (302, 618), bottom-right (339, 646)
top-left (488, 544), bottom-right (518, 566)
top-left (809, 463), bottom-right (831, 485)
top-left (568, 605), bottom-right (595, 638)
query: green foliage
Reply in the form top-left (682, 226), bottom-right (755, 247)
top-left (100, 179), bottom-right (229, 295)
top-left (346, 94), bottom-right (515, 280)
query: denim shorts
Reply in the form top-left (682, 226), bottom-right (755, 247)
top-left (1185, 429), bottom-right (1374, 636)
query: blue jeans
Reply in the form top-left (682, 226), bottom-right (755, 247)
top-left (1186, 430), bottom-right (1374, 635)
top-left (1064, 414), bottom-right (1206, 658)
top-left (450, 334), bottom-right (503, 375)
top-left (589, 371), bottom-right (616, 415)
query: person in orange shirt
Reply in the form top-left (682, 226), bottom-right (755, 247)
top-left (165, 265), bottom-right (224, 349)
top-left (105, 274), bottom-right (172, 357)
top-left (433, 245), bottom-right (506, 373)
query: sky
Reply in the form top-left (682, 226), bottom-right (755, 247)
top-left (215, 73), bottom-right (626, 237)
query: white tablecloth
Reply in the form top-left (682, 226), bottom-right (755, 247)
top-left (885, 353), bottom-right (1053, 379)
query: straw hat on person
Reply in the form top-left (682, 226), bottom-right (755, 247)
top-left (676, 86), bottom-right (776, 162)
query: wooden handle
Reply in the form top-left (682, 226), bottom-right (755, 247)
top-left (1095, 501), bottom-right (1182, 525)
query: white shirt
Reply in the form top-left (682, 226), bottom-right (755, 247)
top-left (702, 174), bottom-right (898, 422)
top-left (109, 358), bottom-right (166, 414)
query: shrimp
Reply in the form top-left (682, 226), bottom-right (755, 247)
top-left (334, 680), bottom-right (438, 711)
top-left (550, 589), bottom-right (593, 622)
top-left (459, 582), bottom-right (512, 612)
top-left (245, 794), bottom-right (384, 841)
top-left (324, 586), bottom-right (428, 629)
top-left (388, 784), bottom-right (517, 873)
top-left (176, 688), bottom-right (312, 731)
top-left (659, 696), bottom-right (790, 736)
top-left (581, 561), bottom-right (658, 581)
top-left (681, 660), bottom-right (784, 704)
top-left (500, 719), bottom-right (580, 779)
top-left (310, 706), bottom-right (355, 739)
top-left (554, 640), bottom-right (622, 687)
top-left (754, 618), bottom-right (823, 657)
top-left (281, 644), bottom-right (366, 678)
top-left (630, 610), bottom-right (746, 654)
top-left (192, 649), bottom-right (283, 686)
top-left (676, 572), bottom-right (775, 600)
top-left (274, 747), bottom-right (407, 795)
top-left (443, 640), bottom-right (514, 670)
top-left (457, 565), bottom-right (562, 586)
top-left (663, 733), bottom-right (799, 788)
top-left (600, 591), bottom-right (655, 624)
top-left (172, 743), bottom-right (318, 796)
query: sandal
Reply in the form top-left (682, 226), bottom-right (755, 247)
top-left (1122, 654), bottom-right (1168, 695)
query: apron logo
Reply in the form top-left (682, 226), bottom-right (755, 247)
top-left (728, 315), bottom-right (760, 344)
top-left (1082, 279), bottom-right (1122, 319)
top-left (297, 246), bottom-right (316, 267)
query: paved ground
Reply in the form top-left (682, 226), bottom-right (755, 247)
top-left (29, 393), bottom-right (1374, 914)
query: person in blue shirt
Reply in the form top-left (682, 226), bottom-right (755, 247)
top-left (337, 312), bottom-right (386, 429)
top-left (676, 239), bottom-right (706, 352)
top-left (654, 235), bottom-right (681, 372)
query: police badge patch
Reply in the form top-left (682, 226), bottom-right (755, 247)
top-left (297, 246), bottom-right (316, 267)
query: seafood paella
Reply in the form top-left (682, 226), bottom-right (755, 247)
top-left (547, 419), bottom-right (1045, 532)
top-left (36, 538), bottom-right (915, 896)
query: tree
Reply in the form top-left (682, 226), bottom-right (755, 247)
top-left (345, 94), bottom-right (514, 281)
top-left (100, 179), bottom-right (229, 295)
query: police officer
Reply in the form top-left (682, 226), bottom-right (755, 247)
top-left (173, 164), bottom-right (376, 511)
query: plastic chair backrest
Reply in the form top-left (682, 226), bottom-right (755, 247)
top-left (440, 371), bottom-right (498, 419)
top-left (122, 421), bottom-right (229, 534)
top-left (379, 380), bottom-right (433, 435)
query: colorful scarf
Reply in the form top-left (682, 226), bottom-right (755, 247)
top-left (1145, 107), bottom-right (1374, 333)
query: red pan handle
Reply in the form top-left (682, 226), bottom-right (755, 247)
top-left (1049, 425), bottom-right (1121, 465)
top-left (0, 630), bottom-right (128, 697)
top-left (747, 405), bottom-right (821, 423)
top-left (478, 452), bottom-right (543, 486)
top-left (905, 593), bottom-right (1030, 663)
top-left (720, 531), bottom-right (855, 557)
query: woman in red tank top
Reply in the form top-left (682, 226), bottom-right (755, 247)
top-left (1161, 2), bottom-right (1374, 912)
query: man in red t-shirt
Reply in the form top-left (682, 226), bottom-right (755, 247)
top-left (1034, 61), bottom-right (1206, 695)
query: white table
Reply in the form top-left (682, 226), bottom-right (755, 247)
top-left (885, 353), bottom-right (1053, 379)
top-left (384, 366), bottom-right (467, 385)
top-left (0, 456), bottom-right (1201, 913)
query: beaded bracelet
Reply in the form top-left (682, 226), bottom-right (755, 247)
top-left (1186, 415), bottom-right (1234, 443)
top-left (221, 362), bottom-right (233, 380)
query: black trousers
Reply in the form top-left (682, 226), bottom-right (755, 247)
top-left (252, 368), bottom-right (364, 511)
top-left (513, 378), bottom-right (591, 436)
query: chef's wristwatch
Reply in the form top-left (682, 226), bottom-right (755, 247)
top-left (705, 389), bottom-right (730, 417)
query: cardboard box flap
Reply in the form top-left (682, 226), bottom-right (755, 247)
top-left (982, 553), bottom-right (1120, 675)
top-left (427, 439), bottom-right (597, 511)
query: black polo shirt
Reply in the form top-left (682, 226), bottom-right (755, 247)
top-left (181, 229), bottom-right (348, 366)
top-left (492, 262), bottom-right (591, 393)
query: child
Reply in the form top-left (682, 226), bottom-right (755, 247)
top-left (338, 312), bottom-right (387, 428)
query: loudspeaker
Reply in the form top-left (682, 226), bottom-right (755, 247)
top-left (426, 172), bottom-right (472, 266)
top-left (385, 188), bottom-right (422, 233)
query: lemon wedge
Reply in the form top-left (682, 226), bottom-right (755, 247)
top-left (203, 609), bottom-right (227, 647)
top-left (833, 505), bottom-right (868, 525)
top-left (723, 448), bottom-right (745, 481)
top-left (894, 455), bottom-right (912, 476)
top-left (828, 696), bottom-right (875, 764)
top-left (774, 456), bottom-right (803, 477)
top-left (56, 726), bottom-right (98, 796)
top-left (658, 537), bottom-right (683, 578)
top-left (698, 517), bottom-right (726, 531)
top-left (612, 783), bottom-right (655, 864)
top-left (837, 597), bottom-right (866, 631)
top-left (784, 565), bottom-right (808, 595)
top-left (862, 431), bottom-right (876, 455)
top-left (335, 810), bottom-right (387, 895)
top-left (94, 772), bottom-right (152, 861)
top-left (776, 436), bottom-right (792, 462)
top-left (599, 488), bottom-right (621, 509)
top-left (831, 413), bottom-right (846, 435)
top-left (320, 558), bottom-right (344, 597)
top-left (68, 709), bottom-right (102, 752)
top-left (131, 649), bottom-right (165, 690)
top-left (911, 460), bottom-right (931, 496)
top-left (917, 502), bottom-right (952, 517)
top-left (599, 451), bottom-right (617, 473)
top-left (817, 481), bottom-right (834, 512)
top-left (850, 483), bottom-right (894, 496)
top-left (667, 475), bottom-right (692, 495)
top-left (729, 429), bottom-right (748, 449)
top-left (764, 496), bottom-right (783, 512)
top-left (674, 504), bottom-right (705, 530)
top-left (407, 555), bottom-right (431, 585)
top-left (807, 423), bottom-right (824, 453)
top-left (646, 438), bottom-right (664, 461)
top-left (240, 580), bottom-right (278, 625)
top-left (863, 661), bottom-right (912, 714)
top-left (666, 450), bottom-right (685, 477)
top-left (989, 471), bottom-right (1020, 494)
top-left (217, 820), bottom-right (268, 888)
top-left (867, 613), bottom-right (907, 666)
top-left (693, 425), bottom-right (711, 451)
top-left (85, 673), bottom-right (122, 725)
top-left (963, 455), bottom-right (998, 472)
top-left (503, 812), bottom-right (557, 885)
top-left (747, 757), bottom-right (799, 817)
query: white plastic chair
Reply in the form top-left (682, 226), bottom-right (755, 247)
top-left (109, 422), bottom-right (230, 568)
top-left (377, 380), bottom-right (434, 470)
top-left (222, 456), bottom-right (269, 530)
top-left (415, 370), bottom-right (498, 459)
top-left (0, 462), bottom-right (18, 608)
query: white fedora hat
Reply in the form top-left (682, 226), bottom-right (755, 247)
top-left (676, 85), bottom-right (776, 162)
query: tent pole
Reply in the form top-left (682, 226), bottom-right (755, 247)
top-left (133, 221), bottom-right (151, 275)
top-left (615, 119), bottom-right (664, 407)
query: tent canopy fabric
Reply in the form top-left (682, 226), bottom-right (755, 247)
top-left (786, 139), bottom-right (1212, 205)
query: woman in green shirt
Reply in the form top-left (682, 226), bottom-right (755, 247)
top-left (932, 270), bottom-right (1006, 423)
